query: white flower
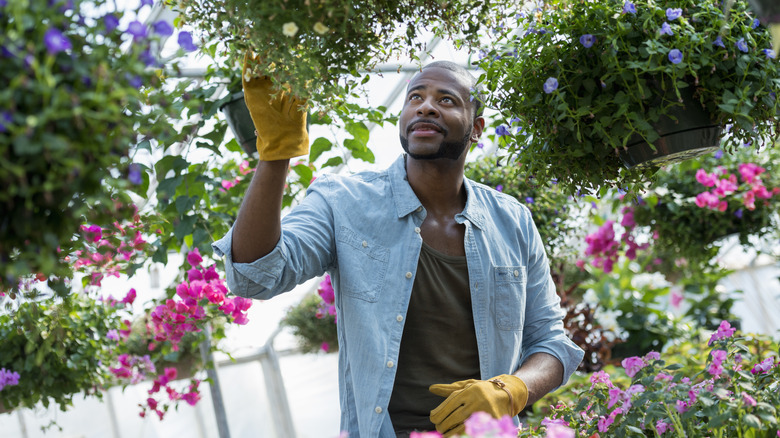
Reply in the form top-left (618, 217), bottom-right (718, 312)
top-left (582, 289), bottom-right (599, 305)
top-left (282, 22), bottom-right (299, 37)
top-left (313, 22), bottom-right (329, 35)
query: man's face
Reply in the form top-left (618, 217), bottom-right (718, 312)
top-left (398, 67), bottom-right (483, 161)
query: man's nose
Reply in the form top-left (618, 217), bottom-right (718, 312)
top-left (416, 98), bottom-right (439, 117)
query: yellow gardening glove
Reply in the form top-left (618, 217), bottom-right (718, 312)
top-left (242, 53), bottom-right (309, 161)
top-left (429, 374), bottom-right (528, 437)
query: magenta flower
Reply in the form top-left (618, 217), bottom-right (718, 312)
top-left (621, 356), bottom-right (646, 378)
top-left (709, 320), bottom-right (736, 345)
top-left (590, 370), bottom-right (614, 388)
top-left (44, 28), bottom-right (72, 55)
top-left (545, 424), bottom-right (575, 438)
top-left (464, 412), bottom-right (517, 437)
top-left (742, 392), bottom-right (757, 407)
top-left (317, 275), bottom-right (335, 304)
top-left (656, 420), bottom-right (670, 434)
top-left (187, 247), bottom-right (203, 267)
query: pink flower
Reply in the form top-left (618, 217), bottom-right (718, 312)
top-left (597, 415), bottom-right (614, 433)
top-left (317, 275), bottom-right (335, 304)
top-left (644, 351), bottom-right (661, 361)
top-left (590, 370), bottom-right (613, 388)
top-left (707, 362), bottom-right (724, 378)
top-left (675, 400), bottom-right (688, 413)
top-left (182, 390), bottom-right (201, 406)
top-left (541, 417), bottom-right (569, 428)
top-left (656, 420), bottom-right (670, 434)
top-left (410, 432), bottom-right (442, 438)
top-left (670, 288), bottom-right (684, 309)
top-left (742, 392), bottom-right (757, 407)
top-left (321, 342), bottom-right (330, 352)
top-left (751, 357), bottom-right (776, 374)
top-left (709, 320), bottom-right (736, 345)
top-left (695, 191), bottom-right (720, 209)
top-left (696, 169), bottom-right (718, 187)
top-left (120, 288), bottom-right (137, 306)
top-left (545, 424), bottom-right (575, 438)
top-left (738, 163), bottom-right (765, 184)
top-left (187, 267), bottom-right (204, 282)
top-left (607, 388), bottom-right (624, 408)
top-left (464, 412), bottom-right (517, 437)
top-left (187, 248), bottom-right (203, 267)
top-left (621, 356), bottom-right (646, 378)
top-left (743, 190), bottom-right (756, 210)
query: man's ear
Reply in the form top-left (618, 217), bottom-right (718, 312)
top-left (471, 116), bottom-right (486, 143)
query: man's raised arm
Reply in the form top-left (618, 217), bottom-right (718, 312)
top-left (230, 55), bottom-right (309, 263)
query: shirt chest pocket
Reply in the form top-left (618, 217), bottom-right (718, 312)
top-left (336, 226), bottom-right (389, 303)
top-left (493, 266), bottom-right (527, 331)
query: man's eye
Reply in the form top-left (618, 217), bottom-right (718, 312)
top-left (441, 97), bottom-right (454, 103)
top-left (409, 94), bottom-right (421, 101)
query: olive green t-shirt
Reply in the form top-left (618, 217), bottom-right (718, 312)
top-left (388, 241), bottom-right (481, 434)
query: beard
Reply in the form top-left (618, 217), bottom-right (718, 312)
top-left (399, 127), bottom-right (472, 161)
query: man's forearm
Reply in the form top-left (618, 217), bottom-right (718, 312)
top-left (513, 352), bottom-right (564, 407)
top-left (231, 159), bottom-right (289, 263)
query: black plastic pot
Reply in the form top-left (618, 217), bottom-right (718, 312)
top-left (219, 91), bottom-right (257, 156)
top-left (619, 85), bottom-right (721, 169)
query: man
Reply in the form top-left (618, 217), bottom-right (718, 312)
top-left (213, 59), bottom-right (584, 437)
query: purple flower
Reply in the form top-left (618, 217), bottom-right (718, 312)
top-left (579, 34), bottom-right (596, 48)
top-left (128, 164), bottom-right (143, 185)
top-left (713, 35), bottom-right (725, 48)
top-left (44, 28), bottom-right (72, 55)
top-left (665, 8), bottom-right (682, 21)
top-left (714, 149), bottom-right (724, 159)
top-left (0, 368), bottom-right (21, 391)
top-left (476, 142), bottom-right (484, 149)
top-left (752, 18), bottom-right (760, 29)
top-left (126, 73), bottom-right (143, 88)
top-left (763, 49), bottom-right (776, 59)
top-left (525, 197), bottom-right (534, 204)
top-left (623, 2), bottom-right (636, 14)
top-left (734, 208), bottom-right (743, 219)
top-left (177, 31), bottom-right (197, 52)
top-left (140, 0), bottom-right (153, 6)
top-left (709, 320), bottom-right (737, 345)
top-left (106, 329), bottom-right (120, 341)
top-left (153, 20), bottom-right (173, 37)
top-left (668, 48), bottom-right (683, 64)
top-left (510, 117), bottom-right (521, 125)
top-left (0, 111), bottom-right (11, 133)
top-left (496, 125), bottom-right (511, 137)
top-left (660, 22), bottom-right (673, 36)
top-left (103, 14), bottom-right (120, 33)
top-left (139, 49), bottom-right (158, 67)
top-left (543, 77), bottom-right (559, 93)
top-left (496, 184), bottom-right (503, 192)
top-left (736, 38), bottom-right (749, 53)
top-left (126, 20), bottom-right (147, 40)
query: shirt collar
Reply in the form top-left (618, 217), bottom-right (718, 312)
top-left (388, 155), bottom-right (487, 230)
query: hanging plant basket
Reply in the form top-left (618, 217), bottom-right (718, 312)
top-left (619, 85), bottom-right (721, 169)
top-left (219, 91), bottom-right (258, 156)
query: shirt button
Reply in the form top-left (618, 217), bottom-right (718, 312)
top-left (362, 241), bottom-right (368, 248)
top-left (414, 227), bottom-right (421, 234)
top-left (387, 361), bottom-right (394, 368)
top-left (396, 315), bottom-right (403, 322)
top-left (416, 206), bottom-right (422, 212)
top-left (375, 406), bottom-right (383, 414)
top-left (514, 270), bottom-right (520, 277)
top-left (405, 272), bottom-right (413, 279)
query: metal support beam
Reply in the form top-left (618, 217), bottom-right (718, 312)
top-left (200, 326), bottom-right (231, 438)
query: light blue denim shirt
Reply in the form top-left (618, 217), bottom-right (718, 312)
top-left (212, 155), bottom-right (584, 437)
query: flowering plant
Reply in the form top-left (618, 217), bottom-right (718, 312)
top-left (0, 0), bottom-right (197, 291)
top-left (522, 322), bottom-right (780, 438)
top-left (176, 0), bottom-right (513, 105)
top-left (616, 144), bottom-right (780, 274)
top-left (281, 275), bottom-right (338, 354)
top-left (477, 0), bottom-right (780, 195)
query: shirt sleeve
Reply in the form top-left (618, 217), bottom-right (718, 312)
top-left (211, 175), bottom-right (337, 300)
top-left (518, 210), bottom-right (584, 388)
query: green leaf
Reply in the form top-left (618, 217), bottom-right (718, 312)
top-left (322, 156), bottom-right (344, 168)
top-left (174, 215), bottom-right (197, 241)
top-left (309, 137), bottom-right (333, 162)
top-left (345, 121), bottom-right (370, 145)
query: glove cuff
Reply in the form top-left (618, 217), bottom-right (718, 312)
top-left (489, 374), bottom-right (529, 416)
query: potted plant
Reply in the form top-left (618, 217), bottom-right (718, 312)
top-left (477, 0), bottom-right (780, 195)
top-left (176, 0), bottom-right (512, 105)
top-left (0, 0), bottom-right (195, 292)
top-left (610, 143), bottom-right (780, 275)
